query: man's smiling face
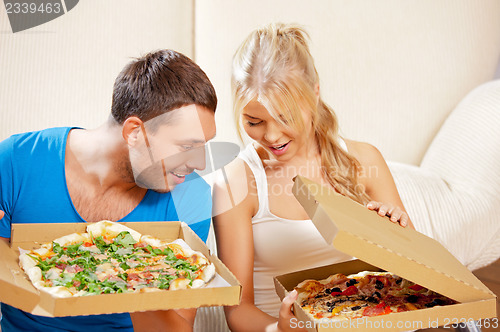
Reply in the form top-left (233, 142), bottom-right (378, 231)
top-left (129, 104), bottom-right (216, 192)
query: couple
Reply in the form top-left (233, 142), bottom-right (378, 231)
top-left (0, 23), bottom-right (413, 332)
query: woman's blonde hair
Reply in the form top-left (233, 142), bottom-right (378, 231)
top-left (232, 23), bottom-right (370, 204)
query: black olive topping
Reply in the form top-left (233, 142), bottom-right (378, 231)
top-left (330, 287), bottom-right (341, 293)
top-left (432, 298), bottom-right (445, 306)
top-left (406, 295), bottom-right (418, 303)
top-left (373, 291), bottom-right (381, 298)
top-left (346, 279), bottom-right (359, 287)
top-left (366, 296), bottom-right (378, 303)
top-left (375, 280), bottom-right (384, 290)
top-left (351, 306), bottom-right (362, 311)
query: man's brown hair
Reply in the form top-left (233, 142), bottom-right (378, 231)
top-left (111, 49), bottom-right (217, 124)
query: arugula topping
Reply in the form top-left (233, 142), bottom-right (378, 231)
top-left (29, 254), bottom-right (58, 272)
top-left (114, 232), bottom-right (137, 248)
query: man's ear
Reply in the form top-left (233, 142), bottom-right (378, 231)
top-left (122, 117), bottom-right (143, 146)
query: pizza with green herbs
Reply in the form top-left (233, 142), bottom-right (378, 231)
top-left (19, 221), bottom-right (215, 297)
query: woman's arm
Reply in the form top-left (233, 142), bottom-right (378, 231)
top-left (347, 141), bottom-right (415, 229)
top-left (213, 159), bottom-right (303, 332)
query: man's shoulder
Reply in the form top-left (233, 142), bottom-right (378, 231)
top-left (1, 127), bottom-right (72, 151)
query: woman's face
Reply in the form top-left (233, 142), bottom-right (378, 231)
top-left (242, 99), bottom-right (314, 162)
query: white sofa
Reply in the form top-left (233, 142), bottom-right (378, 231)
top-left (1, 1), bottom-right (499, 330)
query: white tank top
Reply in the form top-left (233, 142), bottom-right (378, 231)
top-left (238, 140), bottom-right (352, 317)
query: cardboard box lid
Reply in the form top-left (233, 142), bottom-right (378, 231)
top-left (292, 176), bottom-right (495, 303)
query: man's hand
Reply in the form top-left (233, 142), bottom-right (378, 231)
top-left (0, 210), bottom-right (4, 220)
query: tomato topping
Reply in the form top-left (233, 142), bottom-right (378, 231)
top-left (409, 284), bottom-right (424, 291)
top-left (341, 285), bottom-right (358, 296)
top-left (83, 242), bottom-right (93, 247)
top-left (362, 303), bottom-right (391, 317)
top-left (314, 312), bottom-right (324, 319)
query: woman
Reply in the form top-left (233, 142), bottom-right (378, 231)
top-left (213, 23), bottom-right (414, 332)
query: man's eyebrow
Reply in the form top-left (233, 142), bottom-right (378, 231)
top-left (177, 139), bottom-right (206, 144)
top-left (177, 134), bottom-right (216, 144)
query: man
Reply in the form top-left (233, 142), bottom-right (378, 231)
top-left (0, 49), bottom-right (217, 331)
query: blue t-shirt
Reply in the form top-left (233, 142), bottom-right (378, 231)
top-left (0, 127), bottom-right (212, 332)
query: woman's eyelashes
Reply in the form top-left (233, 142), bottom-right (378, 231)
top-left (246, 120), bottom-right (263, 127)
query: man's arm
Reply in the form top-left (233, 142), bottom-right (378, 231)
top-left (131, 308), bottom-right (196, 332)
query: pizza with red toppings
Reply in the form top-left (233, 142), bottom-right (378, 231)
top-left (295, 271), bottom-right (457, 321)
top-left (18, 221), bottom-right (215, 297)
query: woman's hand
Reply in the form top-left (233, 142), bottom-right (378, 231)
top-left (366, 201), bottom-right (409, 227)
top-left (276, 290), bottom-right (307, 332)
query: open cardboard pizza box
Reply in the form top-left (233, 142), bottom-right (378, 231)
top-left (0, 221), bottom-right (241, 317)
top-left (274, 176), bottom-right (497, 331)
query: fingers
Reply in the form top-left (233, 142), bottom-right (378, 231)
top-left (0, 210), bottom-right (4, 220)
top-left (367, 201), bottom-right (392, 217)
top-left (366, 202), bottom-right (409, 227)
top-left (279, 289), bottom-right (297, 319)
top-left (277, 290), bottom-right (301, 332)
top-left (366, 201), bottom-right (381, 210)
top-left (389, 207), bottom-right (402, 223)
top-left (399, 213), bottom-right (409, 228)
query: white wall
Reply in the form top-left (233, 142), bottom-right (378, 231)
top-left (495, 57), bottom-right (500, 79)
top-left (0, 0), bottom-right (194, 140)
top-left (194, 0), bottom-right (500, 165)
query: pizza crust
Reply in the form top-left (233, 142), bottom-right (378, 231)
top-left (53, 233), bottom-right (91, 247)
top-left (199, 263), bottom-right (216, 283)
top-left (87, 220), bottom-right (142, 242)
